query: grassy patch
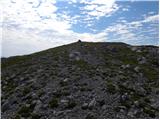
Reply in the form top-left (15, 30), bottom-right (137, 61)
top-left (106, 81), bottom-right (116, 94)
top-left (141, 66), bottom-right (158, 82)
top-left (31, 113), bottom-right (41, 119)
top-left (4, 82), bottom-right (17, 93)
top-left (1, 56), bottom-right (30, 69)
top-left (49, 98), bottom-right (59, 108)
top-left (22, 87), bottom-right (31, 95)
top-left (18, 105), bottom-right (32, 118)
top-left (73, 60), bottom-right (90, 70)
top-left (66, 100), bottom-right (77, 109)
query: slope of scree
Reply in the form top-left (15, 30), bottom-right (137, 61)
top-left (1, 41), bottom-right (159, 119)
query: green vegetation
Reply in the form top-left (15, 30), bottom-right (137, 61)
top-left (141, 65), bottom-right (158, 82)
top-left (61, 90), bottom-right (70, 96)
top-left (49, 98), bottom-right (59, 108)
top-left (1, 55), bottom-right (30, 69)
top-left (143, 107), bottom-right (156, 118)
top-left (4, 81), bottom-right (17, 93)
top-left (22, 87), bottom-right (31, 95)
top-left (73, 59), bottom-right (90, 70)
top-left (66, 100), bottom-right (77, 109)
top-left (59, 81), bottom-right (68, 87)
top-left (18, 105), bottom-right (32, 118)
top-left (31, 113), bottom-right (41, 119)
top-left (38, 90), bottom-right (45, 97)
top-left (106, 81), bottom-right (116, 94)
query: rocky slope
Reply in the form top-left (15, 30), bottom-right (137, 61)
top-left (1, 41), bottom-right (159, 119)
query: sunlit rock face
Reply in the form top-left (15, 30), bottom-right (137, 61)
top-left (1, 41), bottom-right (159, 119)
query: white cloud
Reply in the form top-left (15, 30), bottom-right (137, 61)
top-left (2, 27), bottom-right (54, 57)
top-left (36, 0), bottom-right (57, 17)
top-left (83, 5), bottom-right (98, 11)
top-left (122, 8), bottom-right (129, 11)
top-left (80, 0), bottom-right (119, 19)
top-left (103, 14), bottom-right (159, 45)
top-left (2, 26), bottom-right (108, 57)
top-left (143, 14), bottom-right (159, 23)
top-left (2, 0), bottom-right (71, 32)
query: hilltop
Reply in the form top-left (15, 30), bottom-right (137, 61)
top-left (1, 41), bottom-right (159, 118)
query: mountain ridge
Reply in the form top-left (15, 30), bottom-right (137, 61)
top-left (1, 41), bottom-right (159, 119)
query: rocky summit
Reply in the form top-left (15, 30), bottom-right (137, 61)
top-left (1, 41), bottom-right (159, 119)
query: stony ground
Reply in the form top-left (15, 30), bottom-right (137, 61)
top-left (1, 41), bottom-right (159, 119)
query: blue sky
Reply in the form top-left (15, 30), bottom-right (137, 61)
top-left (1, 0), bottom-right (159, 57)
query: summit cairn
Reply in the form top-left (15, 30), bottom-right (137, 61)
top-left (78, 39), bottom-right (82, 42)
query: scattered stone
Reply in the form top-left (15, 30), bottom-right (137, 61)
top-left (88, 98), bottom-right (96, 109)
top-left (33, 100), bottom-right (42, 114)
top-left (2, 101), bottom-right (10, 112)
top-left (102, 105), bottom-right (107, 110)
top-left (134, 101), bottom-right (139, 107)
top-left (1, 42), bottom-right (158, 119)
top-left (69, 51), bottom-right (81, 61)
top-left (85, 112), bottom-right (95, 119)
top-left (81, 103), bottom-right (88, 110)
top-left (131, 47), bottom-right (138, 51)
top-left (134, 66), bottom-right (140, 72)
top-left (137, 57), bottom-right (147, 64)
top-left (120, 93), bottom-right (129, 102)
top-left (121, 64), bottom-right (130, 69)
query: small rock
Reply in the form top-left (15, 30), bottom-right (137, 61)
top-left (121, 64), bottom-right (130, 69)
top-left (69, 51), bottom-right (81, 61)
top-left (134, 101), bottom-right (139, 107)
top-left (32, 93), bottom-right (38, 100)
top-left (137, 57), bottom-right (146, 64)
top-left (102, 105), bottom-right (107, 110)
top-left (26, 104), bottom-right (30, 107)
top-left (131, 47), bottom-right (138, 51)
top-left (134, 66), bottom-right (140, 72)
top-left (97, 99), bottom-right (105, 106)
top-left (118, 106), bottom-right (127, 110)
top-left (60, 99), bottom-right (69, 105)
top-left (127, 111), bottom-right (134, 118)
top-left (63, 78), bottom-right (68, 82)
top-left (85, 112), bottom-right (95, 119)
top-left (2, 101), bottom-right (10, 112)
top-left (81, 103), bottom-right (88, 110)
top-left (136, 50), bottom-right (141, 53)
top-left (33, 100), bottom-right (42, 114)
top-left (121, 93), bottom-right (129, 102)
top-left (88, 98), bottom-right (96, 109)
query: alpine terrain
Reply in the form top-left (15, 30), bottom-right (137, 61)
top-left (1, 41), bottom-right (159, 119)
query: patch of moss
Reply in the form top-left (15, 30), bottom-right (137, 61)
top-left (38, 90), bottom-right (45, 97)
top-left (106, 81), bottom-right (116, 94)
top-left (143, 107), bottom-right (156, 118)
top-left (13, 114), bottom-right (21, 119)
top-left (73, 60), bottom-right (90, 70)
top-left (23, 87), bottom-right (31, 95)
top-left (31, 113), bottom-right (41, 119)
top-left (120, 100), bottom-right (132, 109)
top-left (59, 81), bottom-right (68, 87)
top-left (80, 86), bottom-right (87, 92)
top-left (61, 90), bottom-right (70, 96)
top-left (18, 105), bottom-right (32, 118)
top-left (118, 84), bottom-right (135, 94)
top-left (141, 66), bottom-right (158, 81)
top-left (4, 82), bottom-right (17, 93)
top-left (1, 56), bottom-right (30, 69)
top-left (49, 98), bottom-right (59, 108)
top-left (85, 113), bottom-right (96, 119)
top-left (66, 100), bottom-right (77, 109)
